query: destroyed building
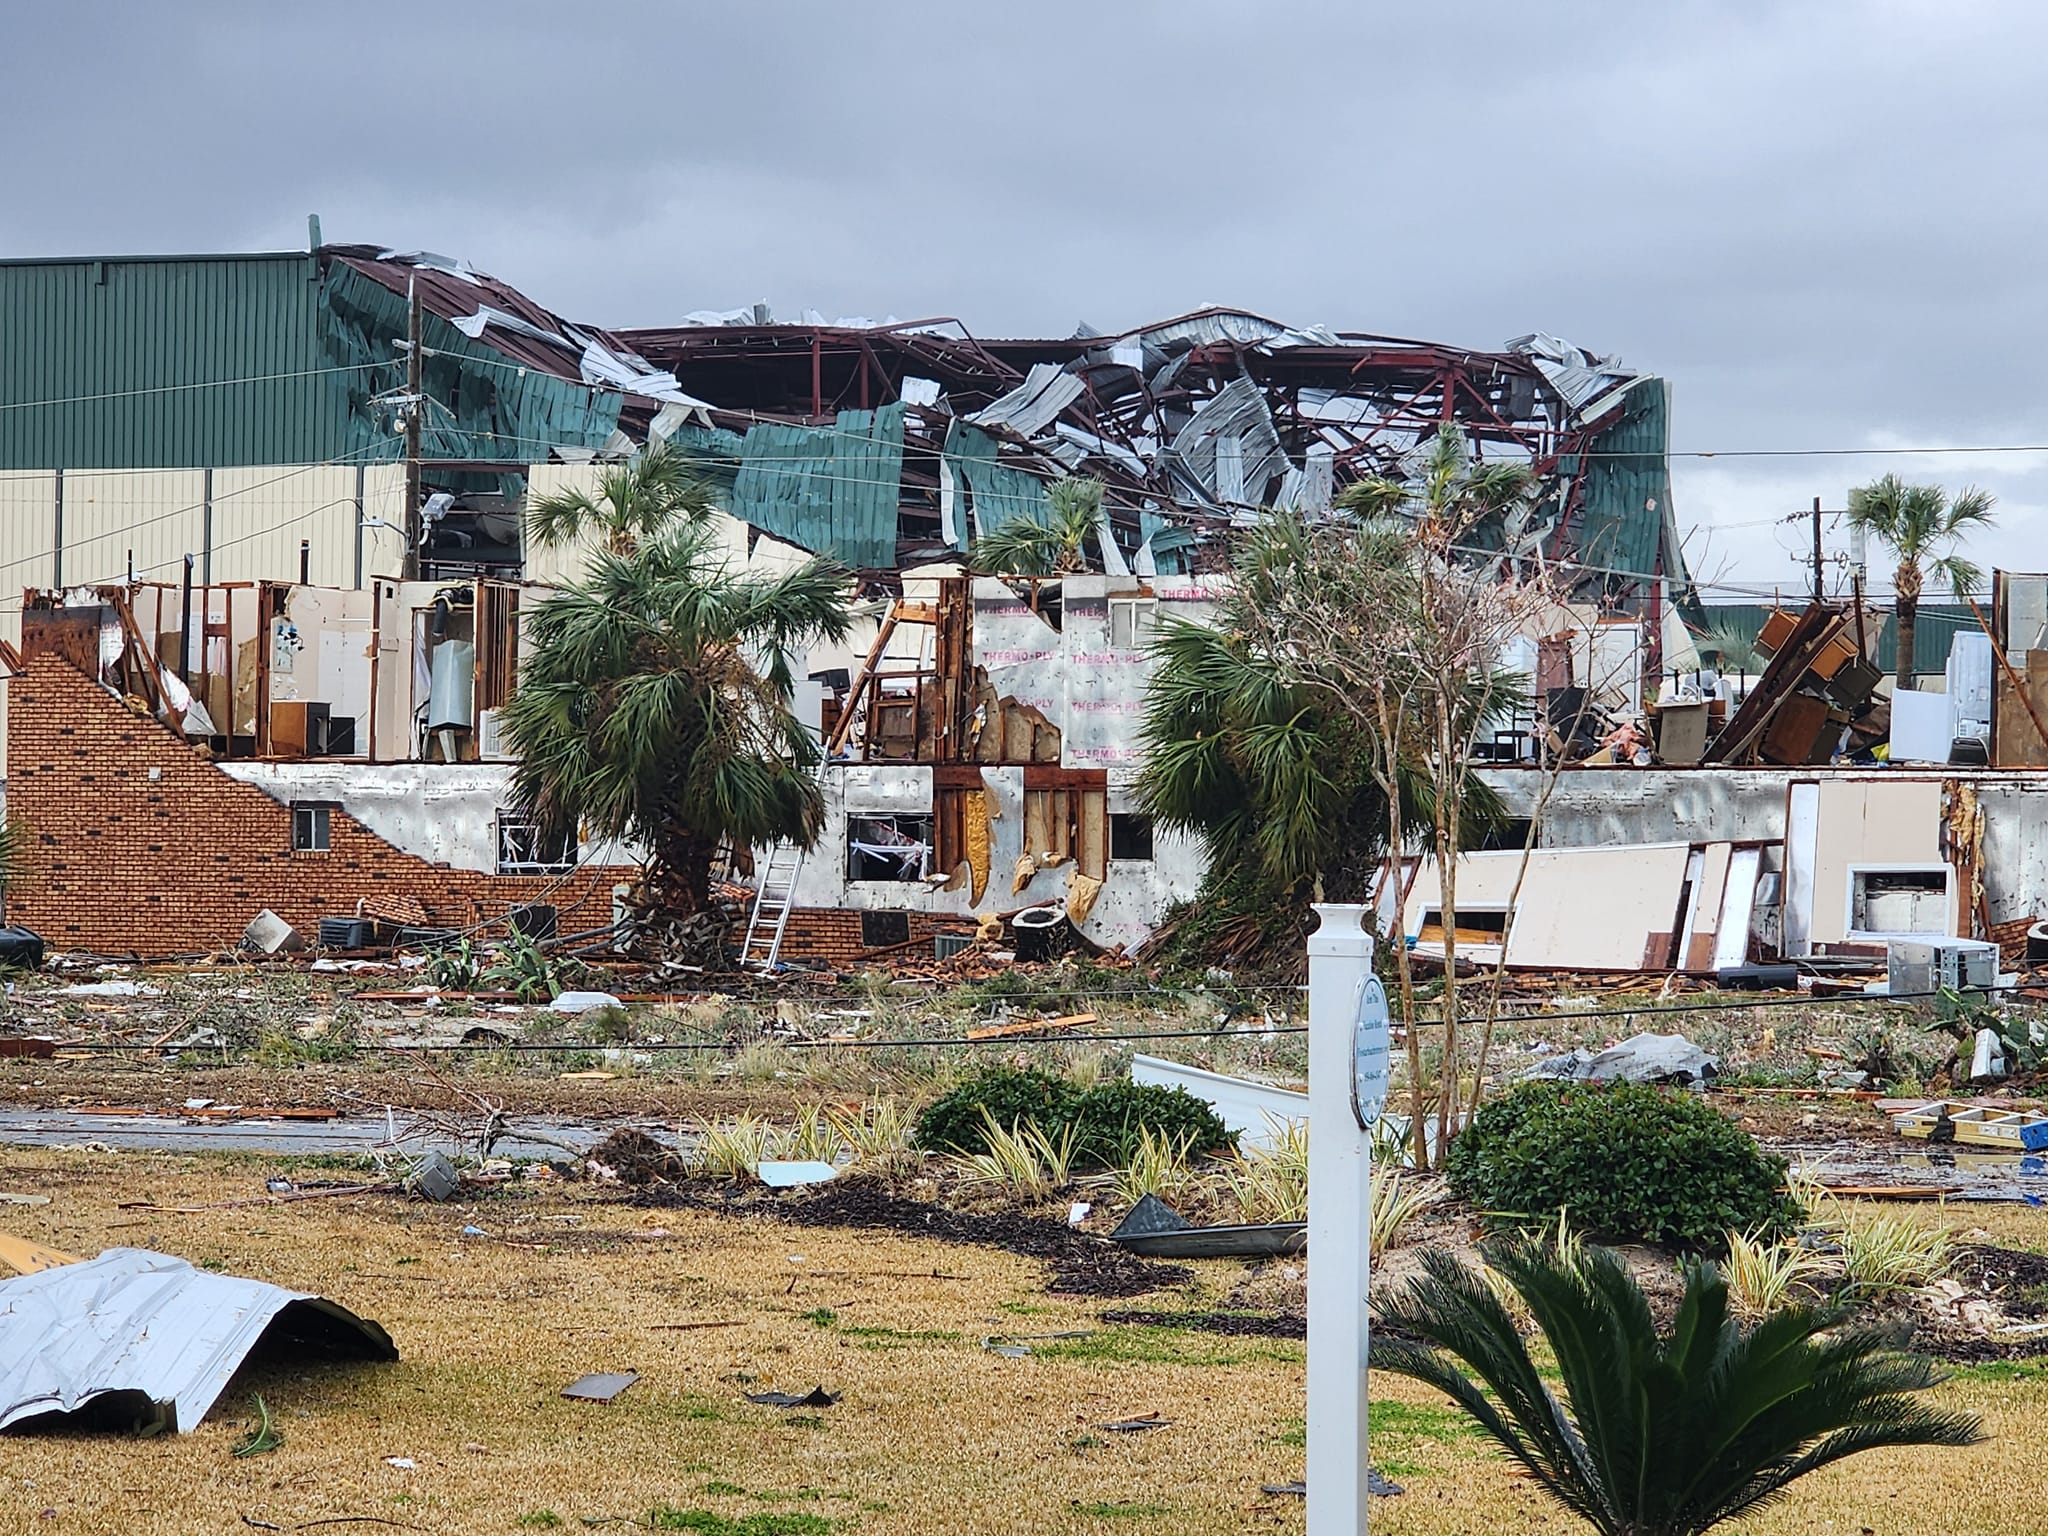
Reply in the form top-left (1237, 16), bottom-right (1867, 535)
top-left (0, 232), bottom-right (1700, 961)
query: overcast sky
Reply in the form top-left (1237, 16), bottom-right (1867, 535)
top-left (8, 1), bottom-right (2044, 599)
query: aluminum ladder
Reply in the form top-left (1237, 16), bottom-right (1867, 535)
top-left (739, 838), bottom-right (805, 970)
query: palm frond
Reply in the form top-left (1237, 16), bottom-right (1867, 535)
top-left (1373, 1239), bottom-right (1983, 1536)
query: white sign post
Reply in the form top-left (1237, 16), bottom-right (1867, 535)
top-left (1306, 903), bottom-right (1379, 1535)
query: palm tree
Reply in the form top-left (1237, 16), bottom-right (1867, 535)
top-left (1337, 422), bottom-right (1537, 551)
top-left (502, 514), bottom-right (852, 932)
top-left (970, 476), bottom-right (1104, 576)
top-left (1845, 473), bottom-right (1995, 689)
top-left (1374, 1240), bottom-right (1983, 1536)
top-left (526, 442), bottom-right (718, 556)
top-left (1135, 510), bottom-right (1506, 963)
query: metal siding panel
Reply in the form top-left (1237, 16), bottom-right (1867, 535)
top-left (358, 463), bottom-right (408, 584)
top-left (0, 255), bottom-right (336, 470)
top-left (63, 468), bottom-right (207, 586)
top-left (208, 465), bottom-right (357, 587)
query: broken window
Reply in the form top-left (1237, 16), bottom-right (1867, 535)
top-left (1418, 908), bottom-right (1510, 946)
top-left (1849, 868), bottom-right (1950, 936)
top-left (291, 803), bottom-right (334, 853)
top-left (1110, 813), bottom-right (1154, 862)
top-left (497, 814), bottom-right (575, 874)
top-left (846, 814), bottom-right (933, 882)
top-left (1109, 598), bottom-right (1157, 650)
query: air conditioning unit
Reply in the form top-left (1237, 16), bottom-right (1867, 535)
top-left (1888, 937), bottom-right (1999, 1000)
top-left (477, 708), bottom-right (512, 761)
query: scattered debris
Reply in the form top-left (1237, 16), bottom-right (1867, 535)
top-left (0, 1037), bottom-right (57, 1059)
top-left (758, 1160), bottom-right (838, 1189)
top-left (0, 1247), bottom-right (396, 1434)
top-left (551, 991), bottom-right (625, 1014)
top-left (586, 1128), bottom-right (685, 1185)
top-left (742, 1180), bottom-right (1190, 1298)
top-left (1108, 1192), bottom-right (1306, 1259)
top-left (561, 1371), bottom-right (640, 1403)
top-left (57, 980), bottom-right (160, 999)
top-left (1522, 1031), bottom-right (1719, 1088)
top-left (979, 1331), bottom-right (1093, 1358)
top-left (744, 1386), bottom-right (840, 1409)
top-left (1895, 1100), bottom-right (2048, 1152)
top-left (240, 909), bottom-right (304, 955)
top-left (1097, 1414), bottom-right (1170, 1433)
top-left (0, 1192), bottom-right (50, 1207)
top-left (1130, 1055), bottom-right (1306, 1150)
top-left (406, 1151), bottom-right (461, 1203)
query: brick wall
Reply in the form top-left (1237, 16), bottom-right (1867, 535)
top-left (5, 655), bottom-right (633, 957)
top-left (776, 907), bottom-right (973, 969)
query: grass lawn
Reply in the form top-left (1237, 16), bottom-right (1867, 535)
top-left (2, 1147), bottom-right (2041, 1535)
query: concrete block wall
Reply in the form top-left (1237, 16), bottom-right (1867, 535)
top-left (5, 655), bottom-right (630, 956)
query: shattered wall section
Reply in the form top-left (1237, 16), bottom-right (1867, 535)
top-left (5, 656), bottom-right (632, 956)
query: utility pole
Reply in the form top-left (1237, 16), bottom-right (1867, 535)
top-left (1810, 495), bottom-right (1824, 606)
top-left (401, 272), bottom-right (423, 580)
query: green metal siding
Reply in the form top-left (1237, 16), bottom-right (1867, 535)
top-left (317, 264), bottom-right (621, 464)
top-left (942, 421), bottom-right (1050, 546)
top-left (730, 404), bottom-right (906, 569)
top-left (1566, 376), bottom-right (1675, 589)
top-left (0, 253), bottom-right (343, 468)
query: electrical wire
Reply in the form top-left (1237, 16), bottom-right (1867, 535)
top-left (0, 361), bottom-right (396, 416)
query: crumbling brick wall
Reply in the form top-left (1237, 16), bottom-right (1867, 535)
top-left (5, 655), bottom-right (632, 957)
top-left (775, 908), bottom-right (974, 969)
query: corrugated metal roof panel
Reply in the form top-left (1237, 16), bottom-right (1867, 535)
top-left (0, 1248), bottom-right (395, 1434)
top-left (1571, 377), bottom-right (1681, 588)
top-left (728, 403), bottom-right (905, 569)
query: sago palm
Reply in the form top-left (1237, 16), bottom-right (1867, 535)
top-left (503, 517), bottom-right (851, 923)
top-left (526, 441), bottom-right (719, 556)
top-left (1374, 1240), bottom-right (1983, 1536)
top-left (1845, 473), bottom-right (1995, 688)
top-left (970, 476), bottom-right (1104, 576)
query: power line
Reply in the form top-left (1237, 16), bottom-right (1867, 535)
top-left (0, 361), bottom-right (394, 415)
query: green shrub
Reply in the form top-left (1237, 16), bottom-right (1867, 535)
top-left (1069, 1081), bottom-right (1234, 1165)
top-left (913, 1067), bottom-right (1078, 1156)
top-left (1445, 1082), bottom-right (1799, 1251)
top-left (913, 1067), bottom-right (1233, 1169)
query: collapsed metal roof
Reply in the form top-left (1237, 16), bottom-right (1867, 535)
top-left (311, 249), bottom-right (1685, 594)
top-left (608, 305), bottom-right (1686, 596)
top-left (0, 1247), bottom-right (396, 1435)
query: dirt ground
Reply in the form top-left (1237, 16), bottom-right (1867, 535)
top-left (2, 1147), bottom-right (2046, 1536)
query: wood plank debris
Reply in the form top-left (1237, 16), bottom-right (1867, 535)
top-left (965, 1011), bottom-right (1096, 1042)
top-left (1893, 1099), bottom-right (2048, 1152)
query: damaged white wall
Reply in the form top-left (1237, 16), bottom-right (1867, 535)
top-left (221, 761), bottom-right (633, 874)
top-left (1484, 765), bottom-right (2048, 943)
top-left (780, 574), bottom-right (1225, 950)
top-left (786, 762), bottom-right (1206, 953)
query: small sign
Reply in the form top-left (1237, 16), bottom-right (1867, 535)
top-left (1352, 975), bottom-right (1392, 1129)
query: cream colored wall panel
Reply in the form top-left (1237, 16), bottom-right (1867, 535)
top-left (360, 463), bottom-right (408, 585)
top-left (209, 464), bottom-right (357, 588)
top-left (520, 464), bottom-right (601, 588)
top-left (63, 469), bottom-right (206, 587)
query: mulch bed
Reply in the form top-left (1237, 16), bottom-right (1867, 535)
top-left (1098, 1307), bottom-right (1305, 1338)
top-left (625, 1178), bottom-right (1189, 1299)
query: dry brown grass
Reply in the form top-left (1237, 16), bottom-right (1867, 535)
top-left (0, 1148), bottom-right (2041, 1535)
